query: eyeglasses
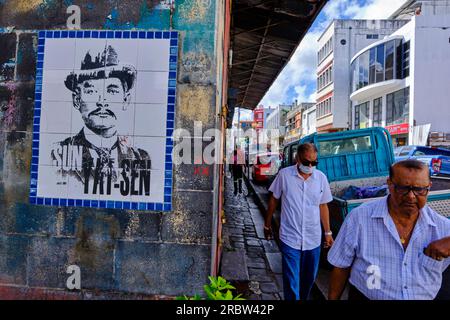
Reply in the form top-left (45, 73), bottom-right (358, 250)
top-left (300, 159), bottom-right (319, 167)
top-left (392, 183), bottom-right (430, 196)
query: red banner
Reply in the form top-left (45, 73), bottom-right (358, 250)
top-left (386, 123), bottom-right (409, 135)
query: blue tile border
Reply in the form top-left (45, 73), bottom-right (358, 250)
top-left (30, 30), bottom-right (179, 212)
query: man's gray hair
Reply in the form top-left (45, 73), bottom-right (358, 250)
top-left (389, 159), bottom-right (429, 180)
top-left (296, 143), bottom-right (318, 158)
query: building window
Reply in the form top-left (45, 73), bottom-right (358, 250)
top-left (366, 34), bottom-right (379, 39)
top-left (373, 97), bottom-right (382, 127)
top-left (360, 102), bottom-right (369, 128)
top-left (358, 50), bottom-right (369, 89)
top-left (317, 65), bottom-right (333, 92)
top-left (318, 37), bottom-right (333, 65)
top-left (351, 39), bottom-right (412, 93)
top-left (386, 87), bottom-right (409, 126)
top-left (395, 39), bottom-right (410, 80)
top-left (354, 102), bottom-right (369, 129)
top-left (355, 105), bottom-right (360, 129)
top-left (402, 41), bottom-right (410, 78)
top-left (376, 44), bottom-right (385, 83)
top-left (385, 41), bottom-right (395, 80)
top-left (369, 47), bottom-right (376, 84)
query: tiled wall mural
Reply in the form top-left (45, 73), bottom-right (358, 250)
top-left (30, 30), bottom-right (178, 211)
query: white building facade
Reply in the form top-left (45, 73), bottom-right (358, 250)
top-left (315, 19), bottom-right (408, 133)
top-left (302, 104), bottom-right (317, 136)
top-left (350, 9), bottom-right (450, 146)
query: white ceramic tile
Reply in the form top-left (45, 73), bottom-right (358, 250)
top-left (38, 133), bottom-right (74, 166)
top-left (133, 136), bottom-right (167, 171)
top-left (137, 39), bottom-right (170, 71)
top-left (69, 76), bottom-right (105, 104)
top-left (102, 134), bottom-right (135, 170)
top-left (36, 165), bottom-right (68, 199)
top-left (68, 171), bottom-right (97, 201)
top-left (134, 103), bottom-right (167, 137)
top-left (130, 169), bottom-right (165, 204)
top-left (114, 103), bottom-right (136, 137)
top-left (70, 102), bottom-right (135, 137)
top-left (70, 106), bottom-right (86, 135)
top-left (74, 38), bottom-right (108, 70)
top-left (40, 101), bottom-right (72, 134)
top-left (105, 39), bottom-right (139, 69)
top-left (41, 69), bottom-right (75, 102)
top-left (43, 38), bottom-right (76, 70)
top-left (134, 71), bottom-right (168, 104)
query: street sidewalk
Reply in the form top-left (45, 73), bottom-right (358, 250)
top-left (220, 175), bottom-right (284, 300)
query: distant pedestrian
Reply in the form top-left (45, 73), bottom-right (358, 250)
top-left (328, 159), bottom-right (450, 300)
top-left (264, 143), bottom-right (334, 300)
top-left (229, 148), bottom-right (245, 196)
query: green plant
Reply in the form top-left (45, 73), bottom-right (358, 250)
top-left (176, 276), bottom-right (245, 300)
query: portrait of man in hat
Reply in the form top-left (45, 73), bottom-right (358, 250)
top-left (50, 45), bottom-right (152, 197)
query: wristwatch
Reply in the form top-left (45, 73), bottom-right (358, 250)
top-left (324, 231), bottom-right (333, 236)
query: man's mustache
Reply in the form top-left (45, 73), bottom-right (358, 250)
top-left (89, 108), bottom-right (117, 119)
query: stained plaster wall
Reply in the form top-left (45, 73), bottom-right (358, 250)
top-left (0, 0), bottom-right (222, 298)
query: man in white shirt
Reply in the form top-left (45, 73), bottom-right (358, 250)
top-left (264, 143), bottom-right (334, 300)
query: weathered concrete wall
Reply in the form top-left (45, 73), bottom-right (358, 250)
top-left (0, 0), bottom-right (220, 298)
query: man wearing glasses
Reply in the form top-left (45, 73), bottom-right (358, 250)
top-left (264, 143), bottom-right (334, 300)
top-left (328, 159), bottom-right (450, 300)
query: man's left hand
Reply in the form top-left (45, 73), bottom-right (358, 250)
top-left (424, 237), bottom-right (450, 261)
top-left (324, 235), bottom-right (334, 249)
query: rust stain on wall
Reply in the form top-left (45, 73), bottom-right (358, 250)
top-left (74, 213), bottom-right (119, 269)
top-left (4, 0), bottom-right (44, 14)
top-left (2, 133), bottom-right (31, 206)
top-left (178, 85), bottom-right (213, 124)
top-left (1, 83), bottom-right (17, 128)
top-left (181, 50), bottom-right (212, 84)
top-left (178, 0), bottom-right (210, 23)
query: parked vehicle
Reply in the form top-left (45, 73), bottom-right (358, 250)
top-left (282, 128), bottom-right (450, 235)
top-left (251, 152), bottom-right (281, 183)
top-left (394, 145), bottom-right (450, 176)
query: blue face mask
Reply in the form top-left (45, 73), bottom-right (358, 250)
top-left (298, 164), bottom-right (315, 175)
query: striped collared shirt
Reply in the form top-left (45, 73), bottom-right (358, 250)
top-left (328, 196), bottom-right (450, 300)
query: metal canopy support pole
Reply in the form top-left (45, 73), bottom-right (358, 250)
top-left (242, 17), bottom-right (272, 108)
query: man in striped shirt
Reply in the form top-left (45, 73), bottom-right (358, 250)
top-left (328, 159), bottom-right (450, 300)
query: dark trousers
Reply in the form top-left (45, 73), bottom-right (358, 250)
top-left (233, 178), bottom-right (242, 194)
top-left (348, 283), bottom-right (370, 300)
top-left (280, 241), bottom-right (321, 300)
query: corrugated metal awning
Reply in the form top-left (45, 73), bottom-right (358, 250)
top-left (228, 0), bottom-right (328, 112)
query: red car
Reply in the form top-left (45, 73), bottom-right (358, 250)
top-left (251, 153), bottom-right (281, 183)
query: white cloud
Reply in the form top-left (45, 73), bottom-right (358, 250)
top-left (259, 0), bottom-right (408, 107)
top-left (353, 0), bottom-right (407, 19)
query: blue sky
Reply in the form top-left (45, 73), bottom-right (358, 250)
top-left (236, 0), bottom-right (407, 121)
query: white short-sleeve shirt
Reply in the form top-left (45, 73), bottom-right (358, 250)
top-left (269, 165), bottom-right (333, 250)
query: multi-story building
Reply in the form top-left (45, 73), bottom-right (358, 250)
top-left (284, 101), bottom-right (301, 143)
top-left (284, 102), bottom-right (315, 143)
top-left (302, 104), bottom-right (317, 137)
top-left (350, 2), bottom-right (450, 146)
top-left (315, 19), bottom-right (408, 133)
top-left (266, 104), bottom-right (292, 148)
top-left (390, 0), bottom-right (450, 20)
top-left (253, 106), bottom-right (264, 131)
